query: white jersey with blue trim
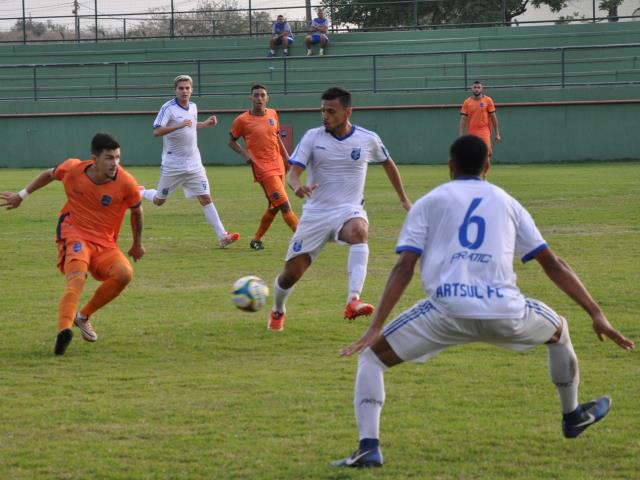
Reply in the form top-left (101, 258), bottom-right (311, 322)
top-left (289, 125), bottom-right (390, 211)
top-left (153, 98), bottom-right (203, 173)
top-left (396, 178), bottom-right (547, 319)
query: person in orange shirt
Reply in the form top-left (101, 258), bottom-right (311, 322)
top-left (459, 80), bottom-right (501, 156)
top-left (228, 84), bottom-right (299, 250)
top-left (1, 133), bottom-right (144, 356)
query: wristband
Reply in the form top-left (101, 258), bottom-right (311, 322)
top-left (18, 188), bottom-right (29, 200)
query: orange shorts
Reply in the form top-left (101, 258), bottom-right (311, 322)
top-left (56, 219), bottom-right (130, 281)
top-left (260, 175), bottom-right (289, 208)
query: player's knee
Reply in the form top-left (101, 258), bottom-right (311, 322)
top-left (350, 229), bottom-right (368, 244)
top-left (65, 271), bottom-right (87, 293)
top-left (198, 195), bottom-right (212, 206)
top-left (278, 202), bottom-right (291, 214)
top-left (110, 262), bottom-right (133, 287)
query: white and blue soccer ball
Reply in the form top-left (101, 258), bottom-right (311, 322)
top-left (232, 275), bottom-right (269, 312)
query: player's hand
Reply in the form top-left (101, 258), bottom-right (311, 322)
top-left (244, 154), bottom-right (255, 165)
top-left (181, 119), bottom-right (193, 128)
top-left (0, 192), bottom-right (23, 210)
top-left (340, 325), bottom-right (382, 357)
top-left (401, 198), bottom-right (412, 211)
top-left (294, 184), bottom-right (318, 198)
top-left (206, 115), bottom-right (218, 127)
top-left (128, 244), bottom-right (146, 261)
top-left (495, 134), bottom-right (501, 144)
top-left (591, 312), bottom-right (634, 350)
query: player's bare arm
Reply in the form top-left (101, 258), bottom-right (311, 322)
top-left (342, 250), bottom-right (419, 357)
top-left (381, 159), bottom-right (412, 211)
top-left (459, 114), bottom-right (468, 137)
top-left (197, 115), bottom-right (218, 129)
top-left (128, 205), bottom-right (145, 261)
top-left (153, 120), bottom-right (192, 137)
top-left (287, 164), bottom-right (318, 198)
top-left (535, 247), bottom-right (634, 350)
top-left (277, 135), bottom-right (290, 171)
top-left (1, 168), bottom-right (55, 210)
top-left (490, 112), bottom-right (501, 143)
top-left (227, 134), bottom-right (254, 164)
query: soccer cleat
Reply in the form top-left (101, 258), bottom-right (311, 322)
top-left (74, 312), bottom-right (97, 342)
top-left (267, 52), bottom-right (275, 57)
top-left (249, 239), bottom-right (265, 250)
top-left (268, 310), bottom-right (285, 331)
top-left (283, 51), bottom-right (289, 56)
top-left (218, 232), bottom-right (240, 249)
top-left (331, 447), bottom-right (383, 468)
top-left (562, 396), bottom-right (612, 439)
top-left (344, 297), bottom-right (375, 320)
top-left (54, 328), bottom-right (73, 356)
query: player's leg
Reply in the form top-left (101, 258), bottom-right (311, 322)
top-left (305, 35), bottom-right (312, 55)
top-left (333, 300), bottom-right (450, 468)
top-left (184, 170), bottom-right (239, 247)
top-left (266, 176), bottom-right (298, 233)
top-left (282, 36), bottom-right (290, 56)
top-left (268, 253), bottom-right (311, 331)
top-left (251, 206), bottom-right (277, 250)
top-left (319, 35), bottom-right (328, 55)
top-left (338, 216), bottom-right (373, 320)
top-left (77, 249), bottom-right (133, 332)
top-left (141, 171), bottom-right (183, 206)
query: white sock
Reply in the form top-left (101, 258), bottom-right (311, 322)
top-left (270, 49), bottom-right (275, 54)
top-left (142, 188), bottom-right (157, 202)
top-left (284, 49), bottom-right (288, 54)
top-left (547, 322), bottom-right (580, 414)
top-left (273, 275), bottom-right (293, 313)
top-left (319, 48), bottom-right (324, 55)
top-left (347, 243), bottom-right (369, 302)
top-left (355, 348), bottom-right (387, 440)
top-left (201, 202), bottom-right (226, 239)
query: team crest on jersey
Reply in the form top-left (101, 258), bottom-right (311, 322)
top-left (100, 195), bottom-right (112, 206)
top-left (480, 102), bottom-right (485, 108)
top-left (293, 240), bottom-right (303, 252)
top-left (73, 241), bottom-right (82, 253)
top-left (351, 148), bottom-right (361, 160)
top-left (271, 192), bottom-right (280, 201)
top-left (268, 118), bottom-right (275, 126)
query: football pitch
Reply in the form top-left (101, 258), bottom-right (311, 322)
top-left (1, 162), bottom-right (638, 479)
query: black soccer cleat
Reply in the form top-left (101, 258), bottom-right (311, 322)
top-left (249, 239), bottom-right (265, 250)
top-left (54, 328), bottom-right (73, 356)
top-left (562, 396), bottom-right (612, 438)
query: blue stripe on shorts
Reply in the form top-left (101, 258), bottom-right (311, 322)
top-left (383, 300), bottom-right (436, 337)
top-left (525, 299), bottom-right (561, 329)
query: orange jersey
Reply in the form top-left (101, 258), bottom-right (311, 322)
top-left (461, 95), bottom-right (496, 137)
top-left (53, 158), bottom-right (141, 248)
top-left (230, 108), bottom-right (285, 182)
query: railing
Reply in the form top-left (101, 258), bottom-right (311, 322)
top-left (1, 0), bottom-right (639, 44)
top-left (1, 43), bottom-right (639, 101)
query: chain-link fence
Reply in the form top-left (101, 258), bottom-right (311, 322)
top-left (0, 0), bottom-right (638, 44)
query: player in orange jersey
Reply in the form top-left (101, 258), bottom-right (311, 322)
top-left (228, 84), bottom-right (299, 250)
top-left (1, 133), bottom-right (144, 356)
top-left (459, 80), bottom-right (501, 157)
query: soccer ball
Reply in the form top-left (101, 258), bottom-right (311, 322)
top-left (232, 275), bottom-right (269, 312)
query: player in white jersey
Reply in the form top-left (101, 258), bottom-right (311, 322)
top-left (140, 75), bottom-right (239, 248)
top-left (267, 87), bottom-right (412, 332)
top-left (332, 135), bottom-right (634, 468)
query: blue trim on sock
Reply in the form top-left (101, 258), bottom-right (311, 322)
top-left (359, 438), bottom-right (379, 450)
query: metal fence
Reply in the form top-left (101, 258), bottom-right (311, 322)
top-left (2, 43), bottom-right (639, 100)
top-left (1, 0), bottom-right (639, 44)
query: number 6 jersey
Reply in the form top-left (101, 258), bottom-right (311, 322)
top-left (396, 177), bottom-right (547, 319)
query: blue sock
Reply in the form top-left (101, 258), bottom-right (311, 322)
top-left (563, 404), bottom-right (583, 423)
top-left (359, 438), bottom-right (379, 450)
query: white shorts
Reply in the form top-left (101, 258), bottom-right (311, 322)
top-left (285, 204), bottom-right (368, 262)
top-left (155, 168), bottom-right (210, 199)
top-left (383, 298), bottom-right (563, 363)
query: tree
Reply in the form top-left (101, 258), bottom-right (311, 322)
top-left (320, 0), bottom-right (577, 29)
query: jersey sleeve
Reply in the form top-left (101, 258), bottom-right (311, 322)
top-left (122, 172), bottom-right (142, 208)
top-left (230, 114), bottom-right (245, 140)
top-left (513, 200), bottom-right (547, 263)
top-left (460, 99), bottom-right (470, 115)
top-left (53, 158), bottom-right (81, 181)
top-left (369, 132), bottom-right (390, 163)
top-left (395, 195), bottom-right (428, 256)
top-left (289, 129), bottom-right (315, 169)
top-left (153, 103), bottom-right (172, 128)
top-left (486, 97), bottom-right (496, 114)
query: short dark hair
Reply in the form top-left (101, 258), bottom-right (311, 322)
top-left (251, 83), bottom-right (267, 93)
top-left (91, 133), bottom-right (120, 155)
top-left (321, 86), bottom-right (351, 108)
top-left (449, 135), bottom-right (488, 176)
top-left (473, 80), bottom-right (483, 85)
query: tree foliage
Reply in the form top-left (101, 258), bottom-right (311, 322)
top-left (320, 0), bottom-right (626, 29)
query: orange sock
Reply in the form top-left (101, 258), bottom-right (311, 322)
top-left (282, 210), bottom-right (299, 232)
top-left (58, 260), bottom-right (88, 331)
top-left (253, 208), bottom-right (277, 241)
top-left (80, 262), bottom-right (132, 318)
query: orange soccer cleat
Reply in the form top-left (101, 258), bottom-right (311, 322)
top-left (218, 232), bottom-right (240, 249)
top-left (344, 297), bottom-right (375, 320)
top-left (268, 310), bottom-right (285, 331)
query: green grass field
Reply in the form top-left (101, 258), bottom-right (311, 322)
top-left (1, 163), bottom-right (638, 480)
